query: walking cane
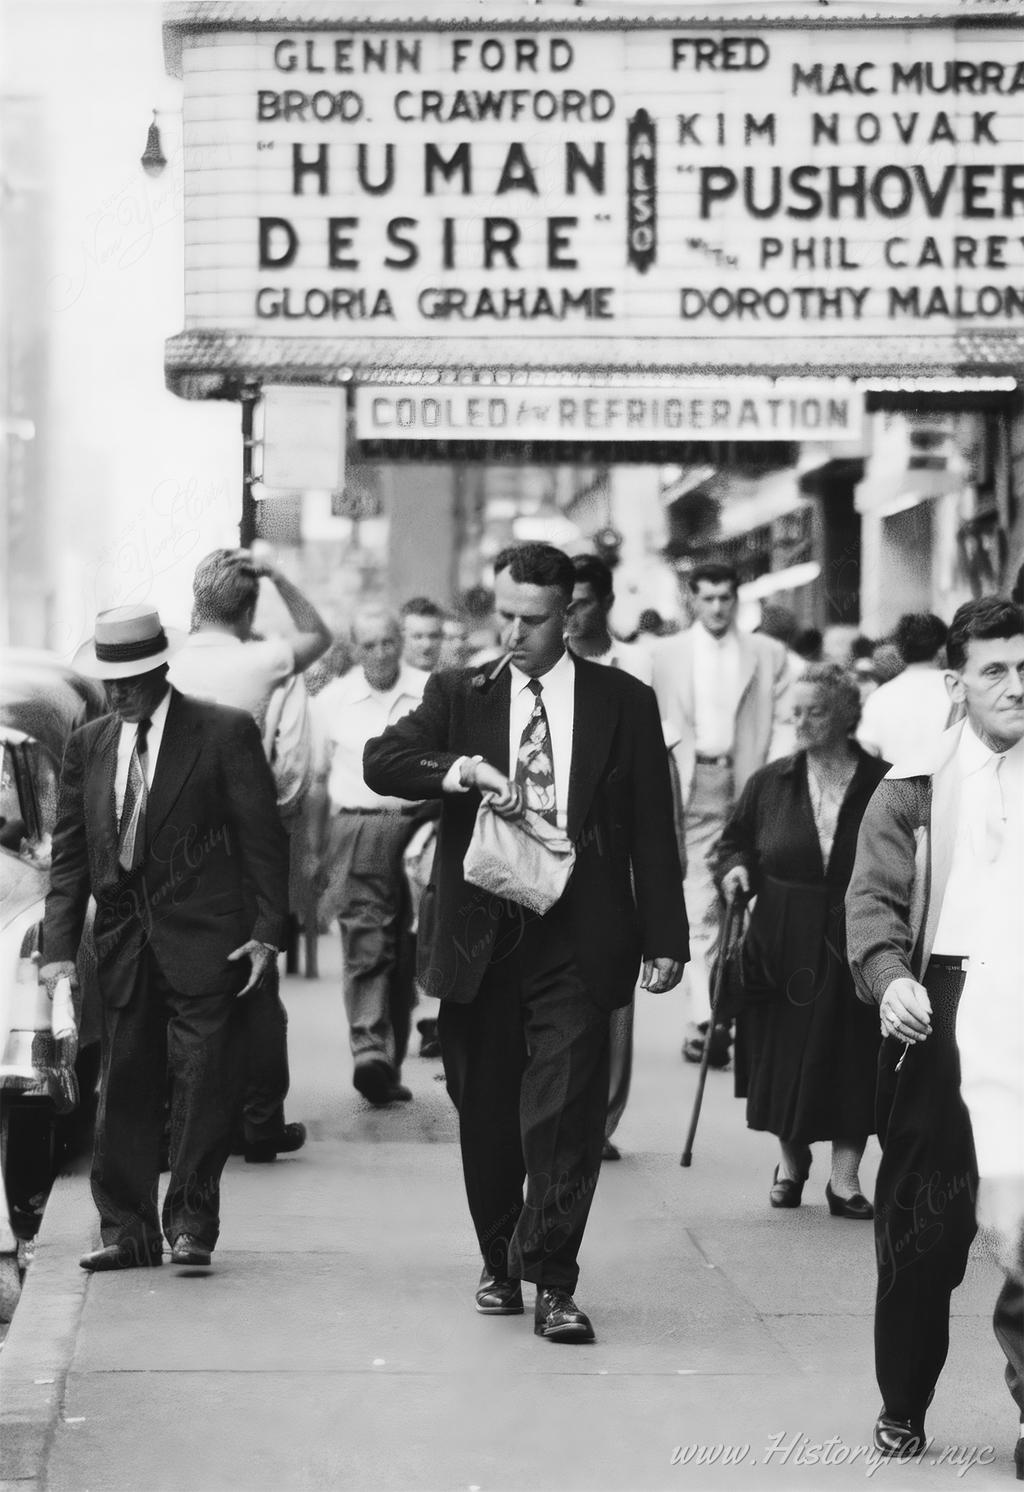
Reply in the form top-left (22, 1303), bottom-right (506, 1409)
top-left (680, 889), bottom-right (742, 1168)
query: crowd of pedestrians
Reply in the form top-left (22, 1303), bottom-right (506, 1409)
top-left (36, 539), bottom-right (1024, 1474)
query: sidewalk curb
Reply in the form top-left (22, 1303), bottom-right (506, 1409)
top-left (0, 1159), bottom-right (95, 1489)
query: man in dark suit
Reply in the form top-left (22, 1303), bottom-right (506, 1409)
top-left (364, 544), bottom-right (688, 1342)
top-left (41, 605), bottom-right (289, 1272)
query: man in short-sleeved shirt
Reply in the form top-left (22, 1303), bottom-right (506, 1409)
top-left (315, 608), bottom-right (427, 1104)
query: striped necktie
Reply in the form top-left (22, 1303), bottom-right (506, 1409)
top-left (117, 718), bottom-right (151, 871)
top-left (515, 679), bottom-right (557, 825)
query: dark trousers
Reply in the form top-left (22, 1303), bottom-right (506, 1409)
top-left (92, 948), bottom-right (242, 1252)
top-left (994, 1273), bottom-right (1024, 1416)
top-left (331, 810), bottom-right (415, 1076)
top-left (605, 1002), bottom-right (634, 1142)
top-left (237, 962), bottom-right (290, 1145)
top-left (438, 905), bottom-right (610, 1293)
top-left (874, 959), bottom-right (979, 1420)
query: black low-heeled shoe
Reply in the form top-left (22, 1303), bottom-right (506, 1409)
top-left (1014, 1435), bottom-right (1023, 1481)
top-left (769, 1164), bottom-right (807, 1208)
top-left (872, 1411), bottom-right (927, 1459)
top-left (475, 1269), bottom-right (524, 1316)
top-left (826, 1182), bottom-right (875, 1220)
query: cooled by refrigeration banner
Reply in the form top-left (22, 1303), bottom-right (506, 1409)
top-left (173, 14), bottom-right (1024, 360)
top-left (354, 381), bottom-right (863, 442)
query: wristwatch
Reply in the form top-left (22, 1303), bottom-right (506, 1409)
top-left (459, 754), bottom-right (484, 788)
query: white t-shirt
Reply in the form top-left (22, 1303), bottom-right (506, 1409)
top-left (857, 663), bottom-right (951, 765)
top-left (170, 633), bottom-right (294, 732)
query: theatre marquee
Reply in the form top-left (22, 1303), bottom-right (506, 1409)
top-left (164, 2), bottom-right (1024, 381)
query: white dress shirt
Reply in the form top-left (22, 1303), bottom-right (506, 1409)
top-left (316, 664), bottom-right (425, 812)
top-left (932, 722), bottom-right (1018, 954)
top-left (114, 687), bottom-right (172, 818)
top-left (937, 723), bottom-right (1024, 1178)
top-left (506, 651), bottom-right (575, 831)
top-left (691, 624), bottom-right (743, 756)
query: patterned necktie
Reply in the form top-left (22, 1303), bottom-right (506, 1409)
top-left (515, 679), bottom-right (557, 825)
top-left (118, 717), bottom-right (151, 871)
top-left (983, 753), bottom-right (1007, 863)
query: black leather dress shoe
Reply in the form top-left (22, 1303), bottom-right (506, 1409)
top-left (475, 1270), bottom-right (524, 1315)
top-left (826, 1181), bottom-right (874, 1220)
top-left (1013, 1435), bottom-right (1023, 1481)
top-left (872, 1411), bottom-right (927, 1458)
top-left (80, 1241), bottom-right (163, 1272)
top-left (384, 1083), bottom-right (413, 1103)
top-left (353, 1058), bottom-right (397, 1105)
top-left (534, 1287), bottom-right (595, 1343)
top-left (170, 1234), bottom-right (212, 1267)
top-left (244, 1121), bottom-right (308, 1163)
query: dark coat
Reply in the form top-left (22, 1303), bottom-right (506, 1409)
top-left (363, 655), bottom-right (689, 1009)
top-left (714, 747), bottom-right (888, 1142)
top-left (43, 688), bottom-right (289, 1006)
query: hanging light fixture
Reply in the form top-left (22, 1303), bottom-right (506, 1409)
top-left (140, 110), bottom-right (166, 177)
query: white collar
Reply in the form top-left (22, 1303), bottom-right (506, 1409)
top-left (346, 663), bottom-right (423, 706)
top-left (693, 623), bottom-right (739, 649)
top-left (508, 649), bottom-right (575, 696)
top-left (885, 716), bottom-right (1024, 781)
top-left (960, 719), bottom-right (1024, 777)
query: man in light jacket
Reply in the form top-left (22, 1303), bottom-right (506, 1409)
top-left (652, 562), bottom-right (789, 1064)
top-left (846, 595), bottom-right (1024, 1471)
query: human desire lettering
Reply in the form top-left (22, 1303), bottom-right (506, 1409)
top-left (174, 20), bottom-right (1024, 355)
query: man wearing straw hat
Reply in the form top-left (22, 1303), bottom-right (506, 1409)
top-left (41, 604), bottom-right (289, 1271)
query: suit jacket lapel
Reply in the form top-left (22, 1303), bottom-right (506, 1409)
top-left (735, 632), bottom-right (758, 706)
top-left (89, 716), bottom-right (122, 866)
top-left (145, 690), bottom-right (202, 846)
top-left (567, 658), bottom-right (616, 842)
top-left (466, 667), bottom-right (511, 776)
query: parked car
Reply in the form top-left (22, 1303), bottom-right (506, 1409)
top-left (0, 650), bottom-right (106, 1318)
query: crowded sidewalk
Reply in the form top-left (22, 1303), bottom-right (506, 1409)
top-left (1, 937), bottom-right (1012, 1492)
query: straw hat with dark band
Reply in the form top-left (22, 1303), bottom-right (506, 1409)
top-left (73, 605), bottom-right (183, 680)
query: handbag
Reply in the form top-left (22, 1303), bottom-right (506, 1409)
top-left (463, 798), bottom-right (576, 915)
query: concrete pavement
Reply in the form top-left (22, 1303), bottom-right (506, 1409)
top-left (1, 937), bottom-right (1018, 1490)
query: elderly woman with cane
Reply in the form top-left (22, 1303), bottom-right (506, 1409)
top-left (713, 663), bottom-right (889, 1216)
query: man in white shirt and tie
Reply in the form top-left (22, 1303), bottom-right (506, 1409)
top-left (364, 543), bottom-right (688, 1343)
top-left (652, 562), bottom-right (789, 1065)
top-left (847, 595), bottom-right (1024, 1470)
